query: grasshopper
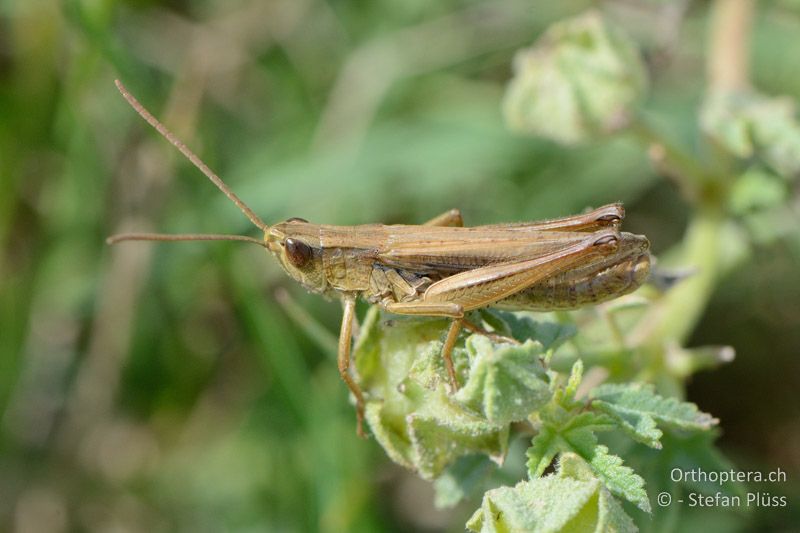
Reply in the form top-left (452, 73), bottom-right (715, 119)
top-left (108, 81), bottom-right (651, 437)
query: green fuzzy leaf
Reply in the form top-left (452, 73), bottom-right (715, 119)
top-left (454, 336), bottom-right (551, 425)
top-left (561, 413), bottom-right (650, 513)
top-left (525, 426), bottom-right (558, 479)
top-left (595, 398), bottom-right (663, 449)
top-left (365, 389), bottom-right (509, 480)
top-left (483, 310), bottom-right (576, 352)
top-left (407, 340), bottom-right (469, 390)
top-left (590, 383), bottom-right (718, 448)
top-left (526, 406), bottom-right (646, 511)
top-left (354, 310), bottom-right (512, 479)
top-left (467, 453), bottom-right (637, 533)
top-left (504, 10), bottom-right (647, 144)
top-left (702, 90), bottom-right (800, 179)
top-left (571, 441), bottom-right (651, 514)
top-left (564, 359), bottom-right (584, 404)
top-left (561, 411), bottom-right (617, 433)
top-left (621, 431), bottom-right (747, 509)
top-left (408, 392), bottom-right (510, 479)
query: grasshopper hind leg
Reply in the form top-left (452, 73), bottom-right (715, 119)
top-left (441, 316), bottom-right (520, 393)
top-left (441, 319), bottom-right (463, 392)
top-left (462, 317), bottom-right (520, 346)
top-left (381, 300), bottom-right (465, 393)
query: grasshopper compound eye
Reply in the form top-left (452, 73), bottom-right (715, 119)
top-left (285, 238), bottom-right (312, 267)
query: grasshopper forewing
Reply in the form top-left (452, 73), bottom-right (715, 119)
top-left (108, 81), bottom-right (650, 437)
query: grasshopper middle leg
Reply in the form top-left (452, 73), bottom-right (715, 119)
top-left (338, 294), bottom-right (366, 438)
top-left (423, 208), bottom-right (463, 228)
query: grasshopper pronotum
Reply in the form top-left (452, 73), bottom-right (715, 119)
top-left (108, 81), bottom-right (651, 437)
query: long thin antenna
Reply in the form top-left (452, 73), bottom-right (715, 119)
top-left (114, 79), bottom-right (270, 233)
top-left (107, 233), bottom-right (268, 247)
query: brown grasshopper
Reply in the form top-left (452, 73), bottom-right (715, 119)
top-left (108, 81), bottom-right (651, 437)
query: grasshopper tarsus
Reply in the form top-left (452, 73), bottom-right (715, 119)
top-left (108, 81), bottom-right (651, 436)
top-left (356, 412), bottom-right (366, 439)
top-left (462, 319), bottom-right (520, 346)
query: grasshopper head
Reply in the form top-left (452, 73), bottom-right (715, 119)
top-left (266, 218), bottom-right (327, 294)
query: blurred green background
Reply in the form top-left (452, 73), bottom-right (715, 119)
top-left (1, 0), bottom-right (798, 531)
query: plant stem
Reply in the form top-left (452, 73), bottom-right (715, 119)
top-left (631, 118), bottom-right (706, 204)
top-left (707, 0), bottom-right (754, 93)
top-left (636, 0), bottom-right (755, 366)
top-left (636, 208), bottom-right (724, 347)
top-left (275, 287), bottom-right (340, 358)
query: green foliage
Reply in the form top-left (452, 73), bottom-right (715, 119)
top-left (482, 309), bottom-right (576, 353)
top-left (453, 336), bottom-right (551, 425)
top-left (526, 411), bottom-right (613, 479)
top-left (354, 308), bottom-right (558, 479)
top-left (357, 305), bottom-right (730, 524)
top-left (702, 90), bottom-right (800, 179)
top-left (590, 383), bottom-right (718, 448)
top-left (467, 453), bottom-right (637, 533)
top-left (433, 454), bottom-right (496, 509)
top-left (355, 309), bottom-right (509, 479)
top-left (503, 10), bottom-right (647, 144)
top-left (528, 365), bottom-right (651, 513)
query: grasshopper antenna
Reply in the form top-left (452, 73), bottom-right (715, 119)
top-left (106, 233), bottom-right (268, 248)
top-left (109, 80), bottom-right (271, 248)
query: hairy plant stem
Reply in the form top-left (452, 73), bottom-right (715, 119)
top-left (633, 0), bottom-right (754, 386)
top-left (634, 208), bottom-right (724, 349)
